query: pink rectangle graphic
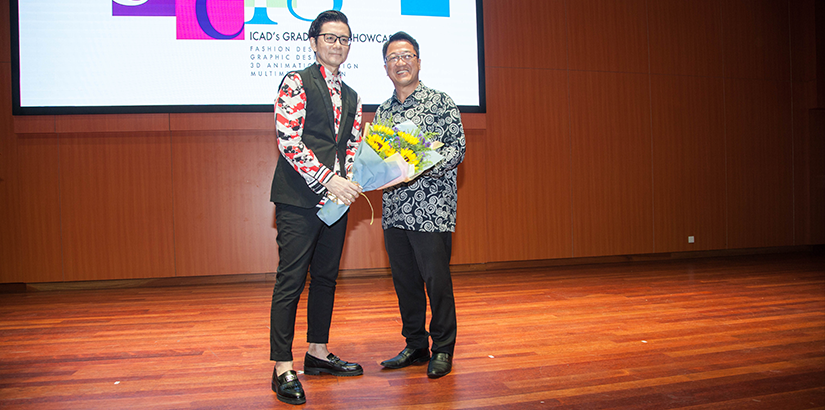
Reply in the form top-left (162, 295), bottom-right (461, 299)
top-left (113, 0), bottom-right (176, 17)
top-left (176, 0), bottom-right (244, 40)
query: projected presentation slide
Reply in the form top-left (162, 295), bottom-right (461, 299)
top-left (11, 0), bottom-right (484, 114)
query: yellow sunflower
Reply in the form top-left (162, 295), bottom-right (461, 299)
top-left (381, 144), bottom-right (397, 157)
top-left (371, 124), bottom-right (394, 136)
top-left (398, 148), bottom-right (419, 166)
top-left (366, 133), bottom-right (387, 154)
top-left (399, 131), bottom-right (420, 146)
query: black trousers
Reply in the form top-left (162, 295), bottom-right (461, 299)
top-left (383, 227), bottom-right (456, 355)
top-left (270, 203), bottom-right (348, 362)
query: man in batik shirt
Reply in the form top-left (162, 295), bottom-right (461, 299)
top-left (376, 31), bottom-right (466, 379)
top-left (269, 10), bottom-right (363, 406)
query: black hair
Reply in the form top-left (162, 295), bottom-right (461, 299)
top-left (308, 10), bottom-right (351, 39)
top-left (382, 31), bottom-right (420, 60)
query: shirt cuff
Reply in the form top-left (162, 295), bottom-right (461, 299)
top-left (316, 165), bottom-right (334, 187)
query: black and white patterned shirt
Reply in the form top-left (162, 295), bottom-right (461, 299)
top-left (376, 82), bottom-right (466, 232)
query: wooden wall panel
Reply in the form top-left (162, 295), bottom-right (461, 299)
top-left (722, 0), bottom-right (791, 81)
top-left (0, 63), bottom-right (19, 282)
top-left (483, 0), bottom-right (567, 69)
top-left (13, 116), bottom-right (55, 134)
top-left (725, 78), bottom-right (794, 249)
top-left (0, 0), bottom-right (18, 281)
top-left (171, 130), bottom-right (279, 277)
top-left (56, 114), bottom-right (170, 134)
top-left (651, 75), bottom-right (726, 252)
top-left (170, 113), bottom-right (272, 131)
top-left (0, 130), bottom-right (18, 282)
top-left (59, 132), bottom-right (175, 281)
top-left (790, 0), bottom-right (824, 246)
top-left (460, 113), bottom-right (486, 130)
top-left (806, 109), bottom-right (825, 244)
top-left (789, 0), bottom-right (818, 83)
top-left (819, 1), bottom-right (825, 108)
top-left (648, 0), bottom-right (723, 77)
top-left (16, 134), bottom-right (62, 282)
top-left (1, 0), bottom-right (9, 64)
top-left (485, 67), bottom-right (571, 262)
top-left (570, 71), bottom-right (653, 257)
top-left (451, 129), bottom-right (489, 265)
top-left (340, 190), bottom-right (390, 270)
top-left (567, 0), bottom-right (649, 73)
top-left (793, 81), bottom-right (818, 245)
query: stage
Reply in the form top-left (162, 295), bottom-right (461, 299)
top-left (1, 252), bottom-right (823, 409)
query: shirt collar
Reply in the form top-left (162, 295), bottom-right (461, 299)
top-left (392, 82), bottom-right (426, 105)
top-left (318, 64), bottom-right (341, 88)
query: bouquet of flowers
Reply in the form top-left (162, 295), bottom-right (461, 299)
top-left (317, 120), bottom-right (444, 226)
top-left (363, 120), bottom-right (444, 189)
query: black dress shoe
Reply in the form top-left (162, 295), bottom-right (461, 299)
top-left (427, 353), bottom-right (452, 378)
top-left (272, 369), bottom-right (306, 405)
top-left (380, 347), bottom-right (430, 369)
top-left (303, 353), bottom-right (363, 376)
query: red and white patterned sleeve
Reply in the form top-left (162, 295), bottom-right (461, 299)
top-left (275, 72), bottom-right (334, 195)
top-left (344, 95), bottom-right (363, 176)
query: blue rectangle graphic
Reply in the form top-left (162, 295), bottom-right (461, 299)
top-left (400, 0), bottom-right (449, 17)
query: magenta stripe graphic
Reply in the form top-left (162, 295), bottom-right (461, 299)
top-left (176, 0), bottom-right (244, 40)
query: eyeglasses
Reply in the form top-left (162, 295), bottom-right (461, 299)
top-left (385, 53), bottom-right (417, 64)
top-left (317, 33), bottom-right (351, 46)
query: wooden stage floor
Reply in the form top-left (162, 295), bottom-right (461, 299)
top-left (1, 252), bottom-right (824, 409)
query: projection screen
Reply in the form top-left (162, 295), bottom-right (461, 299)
top-left (11, 0), bottom-right (485, 114)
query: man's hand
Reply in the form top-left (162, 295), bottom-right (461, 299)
top-left (323, 175), bottom-right (362, 205)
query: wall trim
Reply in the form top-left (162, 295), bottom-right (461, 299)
top-left (7, 245), bottom-right (820, 293)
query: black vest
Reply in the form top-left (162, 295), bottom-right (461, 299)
top-left (270, 64), bottom-right (358, 208)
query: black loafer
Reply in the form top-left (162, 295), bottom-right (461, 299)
top-left (380, 347), bottom-right (430, 369)
top-left (303, 353), bottom-right (363, 376)
top-left (272, 369), bottom-right (306, 405)
top-left (427, 353), bottom-right (452, 378)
